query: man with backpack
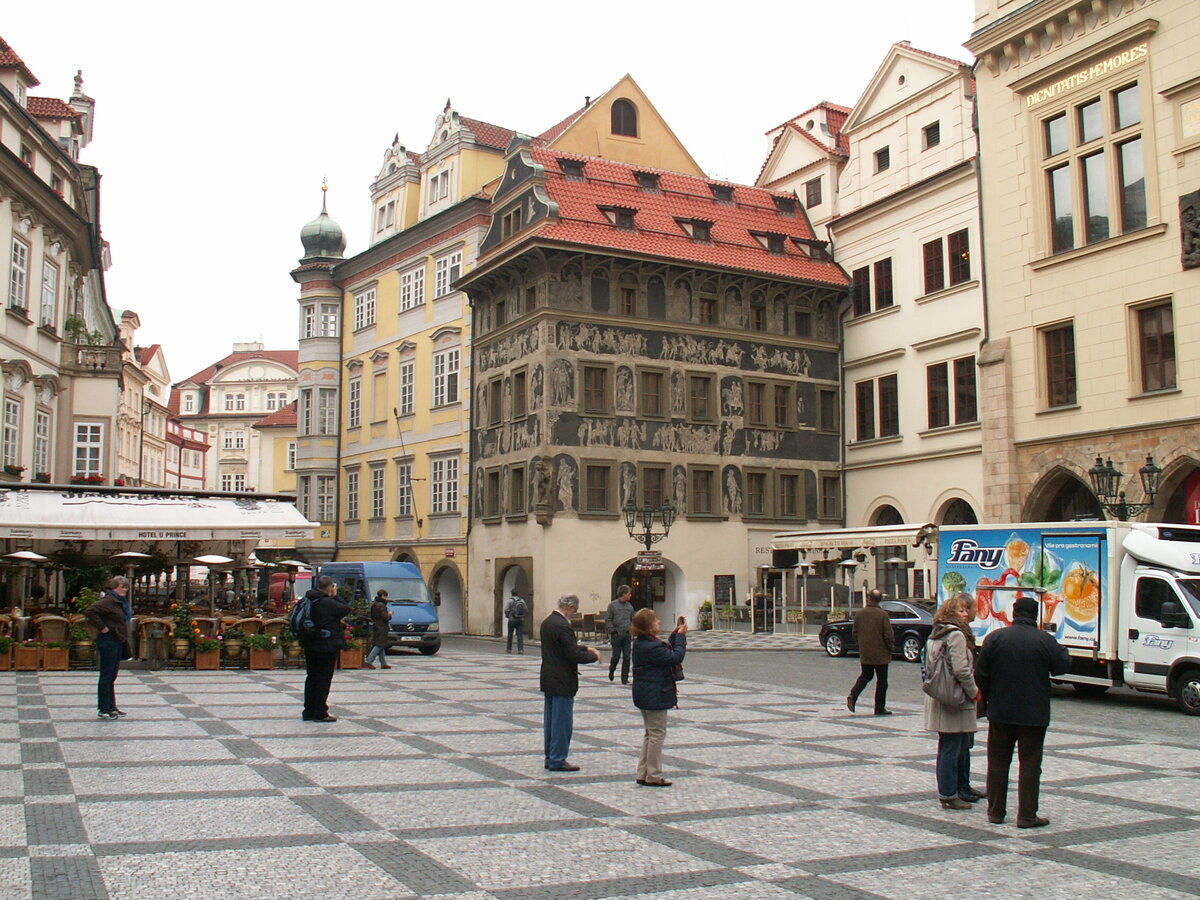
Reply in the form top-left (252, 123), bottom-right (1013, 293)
top-left (504, 589), bottom-right (527, 654)
top-left (296, 576), bottom-right (350, 723)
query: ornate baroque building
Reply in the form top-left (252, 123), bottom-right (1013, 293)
top-left (459, 141), bottom-right (848, 631)
top-left (966, 0), bottom-right (1200, 524)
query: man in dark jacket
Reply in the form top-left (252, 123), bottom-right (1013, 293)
top-left (300, 576), bottom-right (351, 723)
top-left (847, 589), bottom-right (895, 715)
top-left (85, 576), bottom-right (130, 719)
top-left (605, 584), bottom-right (634, 684)
top-left (540, 594), bottom-right (601, 771)
top-left (976, 596), bottom-right (1071, 828)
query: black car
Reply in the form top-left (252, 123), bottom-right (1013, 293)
top-left (819, 600), bottom-right (934, 663)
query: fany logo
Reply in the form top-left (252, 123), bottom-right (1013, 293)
top-left (946, 539), bottom-right (1005, 570)
top-left (1143, 635), bottom-right (1174, 650)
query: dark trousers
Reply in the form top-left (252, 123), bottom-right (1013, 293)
top-left (849, 663), bottom-right (889, 712)
top-left (96, 633), bottom-right (122, 713)
top-left (303, 651), bottom-right (337, 719)
top-left (986, 721), bottom-right (1047, 821)
top-left (506, 618), bottom-right (524, 653)
top-left (543, 694), bottom-right (574, 768)
top-left (609, 631), bottom-right (631, 683)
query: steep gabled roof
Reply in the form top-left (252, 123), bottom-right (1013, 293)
top-left (459, 116), bottom-right (516, 150)
top-left (178, 350), bottom-right (299, 388)
top-left (27, 97), bottom-right (79, 120)
top-left (534, 103), bottom-right (590, 146)
top-left (500, 150), bottom-right (847, 287)
top-left (136, 344), bottom-right (161, 366)
top-left (0, 36), bottom-right (39, 86)
top-left (755, 103), bottom-right (851, 187)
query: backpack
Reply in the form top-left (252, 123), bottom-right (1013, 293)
top-left (509, 597), bottom-right (527, 619)
top-left (289, 594), bottom-right (318, 642)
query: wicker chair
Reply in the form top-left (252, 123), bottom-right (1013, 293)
top-left (192, 617), bottom-right (220, 639)
top-left (260, 618), bottom-right (288, 639)
top-left (34, 615), bottom-right (70, 643)
top-left (235, 617), bottom-right (263, 635)
top-left (0, 613), bottom-right (11, 636)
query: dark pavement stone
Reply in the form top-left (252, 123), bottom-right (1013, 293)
top-left (30, 856), bottom-right (109, 900)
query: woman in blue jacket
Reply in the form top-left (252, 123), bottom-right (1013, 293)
top-left (630, 607), bottom-right (687, 787)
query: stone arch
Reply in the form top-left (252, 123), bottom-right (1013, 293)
top-left (1023, 464), bottom-right (1103, 522)
top-left (429, 559), bottom-right (464, 633)
top-left (495, 560), bottom-right (533, 637)
top-left (1152, 453), bottom-right (1200, 524)
top-left (935, 496), bottom-right (979, 526)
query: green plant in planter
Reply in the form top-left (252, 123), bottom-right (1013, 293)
top-left (194, 637), bottom-right (220, 653)
top-left (172, 602), bottom-right (196, 643)
top-left (221, 626), bottom-right (246, 642)
top-left (243, 633), bottom-right (273, 651)
top-left (279, 624), bottom-right (297, 645)
top-left (46, 640), bottom-right (71, 650)
top-left (73, 587), bottom-right (101, 613)
top-left (67, 623), bottom-right (91, 643)
top-left (0, 635), bottom-right (13, 652)
top-left (716, 604), bottom-right (737, 621)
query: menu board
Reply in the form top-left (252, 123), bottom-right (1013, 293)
top-left (714, 575), bottom-right (736, 606)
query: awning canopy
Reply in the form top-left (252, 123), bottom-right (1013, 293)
top-left (0, 487), bottom-right (315, 543)
top-left (771, 523), bottom-right (937, 554)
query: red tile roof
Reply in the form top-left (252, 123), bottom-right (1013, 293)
top-left (0, 37), bottom-right (39, 86)
top-left (510, 150), bottom-right (847, 287)
top-left (764, 101), bottom-right (852, 137)
top-left (406, 150), bottom-right (422, 166)
top-left (898, 42), bottom-right (971, 69)
top-left (534, 104), bottom-right (589, 146)
top-left (254, 401), bottom-right (297, 428)
top-left (27, 97), bottom-right (79, 119)
top-left (136, 344), bottom-right (160, 366)
top-left (459, 116), bottom-right (516, 151)
top-left (178, 350), bottom-right (299, 387)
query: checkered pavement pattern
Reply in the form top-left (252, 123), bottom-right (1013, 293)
top-left (2, 649), bottom-right (1198, 899)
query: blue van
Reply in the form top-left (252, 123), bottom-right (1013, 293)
top-left (317, 562), bottom-right (440, 655)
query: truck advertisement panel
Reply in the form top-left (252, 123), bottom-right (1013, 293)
top-left (938, 527), bottom-right (1108, 648)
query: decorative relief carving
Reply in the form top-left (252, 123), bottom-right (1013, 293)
top-left (723, 466), bottom-right (743, 515)
top-left (1182, 192), bottom-right (1200, 270)
top-left (672, 466), bottom-right (687, 516)
top-left (555, 454), bottom-right (576, 512)
top-left (615, 366), bottom-right (634, 412)
top-left (530, 363), bottom-right (544, 411)
top-left (551, 359), bottom-right (574, 406)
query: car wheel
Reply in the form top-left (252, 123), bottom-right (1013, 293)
top-left (418, 644), bottom-right (440, 656)
top-left (1175, 669), bottom-right (1200, 716)
top-left (900, 634), bottom-right (923, 663)
top-left (823, 633), bottom-right (845, 657)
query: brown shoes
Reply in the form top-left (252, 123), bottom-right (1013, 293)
top-left (940, 797), bottom-right (972, 810)
top-left (639, 779), bottom-right (672, 787)
top-left (1017, 816), bottom-right (1050, 829)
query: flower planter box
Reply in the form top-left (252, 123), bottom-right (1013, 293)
top-left (338, 647), bottom-right (363, 669)
top-left (194, 649), bottom-right (220, 670)
top-left (247, 647), bottom-right (273, 671)
top-left (0, 648), bottom-right (11, 671)
top-left (13, 645), bottom-right (40, 670)
top-left (41, 647), bottom-right (69, 671)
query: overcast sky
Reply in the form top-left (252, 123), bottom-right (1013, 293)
top-left (5, 1), bottom-right (975, 383)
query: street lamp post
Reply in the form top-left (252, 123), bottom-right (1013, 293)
top-left (622, 500), bottom-right (675, 551)
top-left (1087, 455), bottom-right (1162, 521)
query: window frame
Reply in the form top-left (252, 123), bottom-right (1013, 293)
top-left (434, 249), bottom-right (463, 298)
top-left (430, 454), bottom-right (460, 514)
top-left (1042, 322), bottom-right (1078, 409)
top-left (400, 265), bottom-right (426, 311)
top-left (73, 421), bottom-right (103, 478)
top-left (581, 460), bottom-right (617, 516)
top-left (394, 458), bottom-right (413, 518)
top-left (9, 238), bottom-right (30, 310)
top-left (398, 361), bottom-right (415, 416)
top-left (344, 468), bottom-right (360, 521)
top-left (637, 367), bottom-right (668, 421)
top-left (638, 463), bottom-right (668, 509)
top-left (685, 372), bottom-right (715, 424)
top-left (687, 464), bottom-right (719, 518)
top-left (1134, 300), bottom-right (1176, 394)
top-left (432, 347), bottom-right (461, 408)
top-left (353, 286), bottom-right (377, 331)
top-left (580, 363), bottom-right (614, 417)
top-left (347, 377), bottom-right (362, 429)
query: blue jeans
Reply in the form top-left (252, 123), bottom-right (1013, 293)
top-left (936, 732), bottom-right (966, 799)
top-left (543, 694), bottom-right (574, 768)
top-left (365, 645), bottom-right (387, 665)
top-left (958, 733), bottom-right (975, 794)
top-left (507, 618), bottom-right (524, 653)
top-left (96, 634), bottom-right (122, 713)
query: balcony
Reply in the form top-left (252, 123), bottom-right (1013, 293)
top-left (59, 342), bottom-right (121, 377)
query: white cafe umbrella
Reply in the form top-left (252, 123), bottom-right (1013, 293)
top-left (5, 550), bottom-right (49, 562)
top-left (192, 555), bottom-right (234, 614)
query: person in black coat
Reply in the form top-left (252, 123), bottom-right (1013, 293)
top-left (300, 576), bottom-right (351, 723)
top-left (540, 594), bottom-right (601, 771)
top-left (630, 608), bottom-right (686, 787)
top-left (364, 590), bottom-right (392, 670)
top-left (84, 576), bottom-right (131, 719)
top-left (976, 596), bottom-right (1071, 828)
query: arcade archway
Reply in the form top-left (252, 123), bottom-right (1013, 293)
top-left (1024, 466), bottom-right (1104, 522)
top-left (610, 557), bottom-right (681, 624)
top-left (431, 563), bottom-right (464, 633)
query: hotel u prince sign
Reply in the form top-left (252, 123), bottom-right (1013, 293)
top-left (1026, 42), bottom-right (1148, 108)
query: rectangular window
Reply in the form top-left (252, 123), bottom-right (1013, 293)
top-left (434, 250), bottom-right (463, 297)
top-left (73, 422), bottom-right (103, 477)
top-left (585, 464), bottom-right (610, 512)
top-left (316, 475), bottom-right (335, 521)
top-left (40, 261), bottom-right (58, 327)
top-left (750, 304), bottom-right (766, 331)
top-left (348, 379), bottom-right (361, 429)
top-left (286, 441), bottom-right (296, 470)
top-left (1138, 303), bottom-right (1176, 392)
top-left (746, 381), bottom-right (766, 427)
top-left (818, 389), bottom-right (838, 432)
top-left (353, 287), bottom-right (376, 330)
top-left (878, 374), bottom-right (899, 437)
top-left (399, 362), bottom-right (414, 415)
top-left (346, 470), bottom-right (359, 519)
top-left (433, 348), bottom-right (460, 406)
top-left (923, 121), bottom-right (941, 149)
top-left (297, 476), bottom-right (310, 519)
top-left (1049, 164), bottom-right (1074, 253)
top-left (582, 365), bottom-right (610, 415)
top-left (1117, 137), bottom-right (1146, 233)
top-left (620, 287), bottom-right (636, 316)
top-left (639, 370), bottom-right (665, 418)
top-left (746, 471), bottom-right (767, 516)
top-left (773, 385), bottom-right (791, 429)
top-left (873, 258), bottom-right (893, 310)
top-left (1082, 150), bottom-right (1110, 243)
top-left (484, 469), bottom-right (502, 518)
top-left (778, 472), bottom-right (800, 519)
top-left (851, 267), bottom-right (871, 317)
top-left (927, 363), bottom-right (950, 429)
top-left (923, 238), bottom-right (945, 294)
top-left (488, 378), bottom-right (503, 426)
top-left (688, 374), bottom-right (713, 422)
top-left (431, 456), bottom-right (459, 513)
top-left (302, 304), bottom-right (316, 339)
top-left (319, 303), bottom-right (339, 337)
top-left (317, 388), bottom-right (337, 435)
top-left (874, 146), bottom-right (890, 172)
top-left (1044, 324), bottom-right (1077, 408)
top-left (855, 381), bottom-right (875, 441)
top-left (954, 357), bottom-right (977, 423)
top-left (698, 296), bottom-right (717, 325)
top-left (370, 466), bottom-right (385, 518)
top-left (512, 369), bottom-right (528, 420)
top-left (34, 410), bottom-right (49, 476)
top-left (299, 389), bottom-right (312, 435)
top-left (820, 474), bottom-right (840, 519)
top-left (805, 177), bottom-right (822, 208)
top-left (400, 266), bottom-right (425, 310)
top-left (690, 467), bottom-right (715, 515)
top-left (3, 400), bottom-right (19, 467)
top-left (222, 430), bottom-right (245, 450)
top-left (221, 474), bottom-right (247, 492)
top-left (947, 229), bottom-right (971, 285)
top-left (9, 239), bottom-right (30, 309)
top-left (508, 464), bottom-right (526, 516)
top-left (641, 465), bottom-right (666, 508)
top-left (396, 460), bottom-right (413, 516)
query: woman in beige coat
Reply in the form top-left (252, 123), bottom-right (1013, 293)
top-left (924, 594), bottom-right (979, 810)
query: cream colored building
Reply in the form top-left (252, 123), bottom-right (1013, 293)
top-left (967, 0), bottom-right (1200, 524)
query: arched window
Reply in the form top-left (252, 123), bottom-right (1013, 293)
top-left (611, 99), bottom-right (638, 137)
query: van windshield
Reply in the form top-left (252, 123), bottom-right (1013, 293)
top-left (1178, 579), bottom-right (1200, 617)
top-left (373, 578), bottom-right (431, 605)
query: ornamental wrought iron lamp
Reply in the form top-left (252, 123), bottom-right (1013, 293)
top-left (623, 499), bottom-right (675, 551)
top-left (1087, 455), bottom-right (1162, 521)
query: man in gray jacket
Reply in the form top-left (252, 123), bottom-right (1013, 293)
top-left (605, 585), bottom-right (635, 684)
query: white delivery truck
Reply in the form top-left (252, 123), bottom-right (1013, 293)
top-left (936, 522), bottom-right (1200, 715)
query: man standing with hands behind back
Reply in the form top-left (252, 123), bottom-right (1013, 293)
top-left (605, 584), bottom-right (634, 684)
top-left (541, 594), bottom-right (601, 772)
top-left (847, 589), bottom-right (895, 715)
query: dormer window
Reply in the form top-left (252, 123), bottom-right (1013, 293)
top-left (634, 171), bottom-right (660, 193)
top-left (710, 184), bottom-right (734, 204)
top-left (874, 146), bottom-right (891, 173)
top-left (791, 238), bottom-right (831, 261)
top-left (675, 219), bottom-right (713, 243)
top-left (611, 99), bottom-right (638, 137)
top-left (752, 232), bottom-right (786, 254)
top-left (500, 206), bottom-right (523, 241)
top-left (560, 159), bottom-right (585, 181)
top-left (773, 196), bottom-right (797, 216)
top-left (15, 82), bottom-right (26, 108)
top-left (600, 206), bottom-right (637, 230)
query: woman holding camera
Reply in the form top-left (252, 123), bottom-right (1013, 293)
top-left (630, 609), bottom-right (686, 787)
